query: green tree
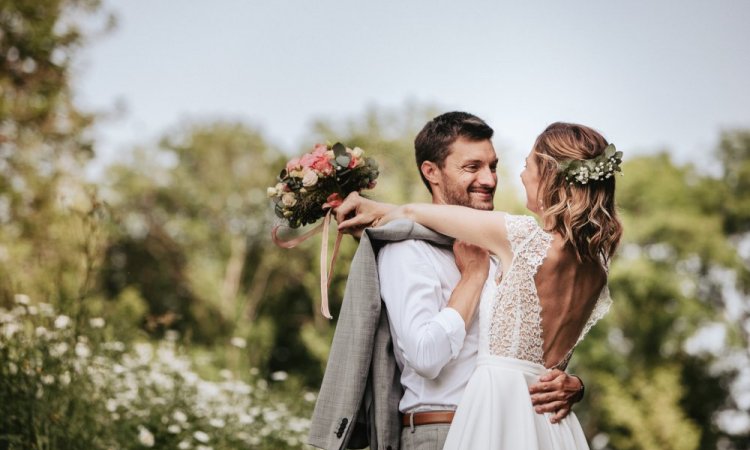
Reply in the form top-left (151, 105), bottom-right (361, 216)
top-left (0, 0), bottom-right (112, 316)
top-left (575, 147), bottom-right (750, 450)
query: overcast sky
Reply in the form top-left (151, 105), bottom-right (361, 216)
top-left (76, 0), bottom-right (750, 178)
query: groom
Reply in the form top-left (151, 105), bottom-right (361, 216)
top-left (308, 112), bottom-right (584, 450)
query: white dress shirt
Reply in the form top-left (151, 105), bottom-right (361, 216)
top-left (377, 239), bottom-right (497, 413)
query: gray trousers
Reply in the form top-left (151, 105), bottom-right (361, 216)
top-left (400, 423), bottom-right (450, 450)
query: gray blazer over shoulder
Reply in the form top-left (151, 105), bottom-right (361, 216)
top-left (308, 220), bottom-right (453, 450)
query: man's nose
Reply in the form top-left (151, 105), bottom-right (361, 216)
top-left (478, 167), bottom-right (497, 187)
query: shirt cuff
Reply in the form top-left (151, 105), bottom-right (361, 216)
top-left (432, 307), bottom-right (467, 359)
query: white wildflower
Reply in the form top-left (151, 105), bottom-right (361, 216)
top-left (8, 362), bottom-right (18, 375)
top-left (219, 369), bottom-right (232, 380)
top-left (137, 425), bottom-right (155, 447)
top-left (2, 322), bottom-right (20, 339)
top-left (173, 410), bottom-right (188, 423)
top-left (104, 341), bottom-right (126, 352)
top-left (75, 342), bottom-right (91, 358)
top-left (304, 392), bottom-right (317, 402)
top-left (59, 371), bottom-right (71, 386)
top-left (271, 371), bottom-right (288, 381)
top-left (14, 294), bottom-right (30, 305)
top-left (89, 317), bottom-right (105, 328)
top-left (209, 418), bottom-right (225, 428)
top-left (35, 327), bottom-right (49, 339)
top-left (106, 399), bottom-right (118, 412)
top-left (168, 424), bottom-right (181, 434)
top-left (177, 441), bottom-right (191, 450)
top-left (54, 315), bottom-right (71, 329)
top-left (193, 430), bottom-right (210, 443)
top-left (27, 306), bottom-right (38, 315)
top-left (229, 336), bottom-right (246, 349)
top-left (196, 446), bottom-right (212, 450)
top-left (41, 375), bottom-right (55, 385)
top-left (49, 342), bottom-right (68, 358)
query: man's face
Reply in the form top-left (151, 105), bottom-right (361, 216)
top-left (428, 137), bottom-right (498, 210)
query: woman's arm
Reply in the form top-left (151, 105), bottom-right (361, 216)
top-left (336, 192), bottom-right (510, 256)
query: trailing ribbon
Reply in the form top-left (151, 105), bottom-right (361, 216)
top-left (271, 205), bottom-right (343, 319)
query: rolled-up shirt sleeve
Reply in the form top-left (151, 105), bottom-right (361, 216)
top-left (378, 241), bottom-right (467, 380)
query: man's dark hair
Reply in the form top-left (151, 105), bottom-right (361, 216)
top-left (414, 111), bottom-right (494, 192)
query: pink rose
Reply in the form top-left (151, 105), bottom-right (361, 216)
top-left (312, 156), bottom-right (334, 175)
top-left (299, 152), bottom-right (318, 169)
top-left (286, 157), bottom-right (301, 172)
top-left (312, 143), bottom-right (328, 156)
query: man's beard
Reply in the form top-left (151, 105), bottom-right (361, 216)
top-left (441, 184), bottom-right (495, 210)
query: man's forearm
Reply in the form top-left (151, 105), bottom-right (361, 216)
top-left (446, 272), bottom-right (486, 329)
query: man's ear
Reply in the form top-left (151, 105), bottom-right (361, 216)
top-left (421, 161), bottom-right (441, 187)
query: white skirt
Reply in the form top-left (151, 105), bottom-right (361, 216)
top-left (443, 355), bottom-right (589, 450)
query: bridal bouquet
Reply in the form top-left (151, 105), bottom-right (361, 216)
top-left (268, 142), bottom-right (379, 318)
top-left (268, 143), bottom-right (379, 228)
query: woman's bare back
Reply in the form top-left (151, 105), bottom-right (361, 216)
top-left (483, 214), bottom-right (611, 369)
top-left (535, 237), bottom-right (607, 368)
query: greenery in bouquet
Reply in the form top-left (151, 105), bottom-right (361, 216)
top-left (267, 143), bottom-right (379, 228)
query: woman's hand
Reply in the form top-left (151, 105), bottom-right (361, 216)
top-left (334, 192), bottom-right (398, 237)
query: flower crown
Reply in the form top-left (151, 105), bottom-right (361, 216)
top-left (558, 144), bottom-right (623, 185)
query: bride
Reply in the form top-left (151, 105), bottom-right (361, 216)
top-left (335, 122), bottom-right (623, 449)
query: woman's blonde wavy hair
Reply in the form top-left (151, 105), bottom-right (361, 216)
top-left (532, 122), bottom-right (623, 265)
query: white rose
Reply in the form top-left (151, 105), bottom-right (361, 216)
top-left (281, 193), bottom-right (297, 207)
top-left (266, 187), bottom-right (277, 198)
top-left (351, 147), bottom-right (364, 158)
top-left (302, 170), bottom-right (319, 187)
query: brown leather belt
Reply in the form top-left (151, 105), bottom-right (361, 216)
top-left (402, 410), bottom-right (455, 427)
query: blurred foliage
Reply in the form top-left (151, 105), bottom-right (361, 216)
top-left (1, 0), bottom-right (749, 449)
top-left (573, 145), bottom-right (750, 449)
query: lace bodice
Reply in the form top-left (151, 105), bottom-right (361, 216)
top-left (477, 214), bottom-right (612, 369)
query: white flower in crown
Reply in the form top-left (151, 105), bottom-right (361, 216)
top-left (559, 144), bottom-right (623, 186)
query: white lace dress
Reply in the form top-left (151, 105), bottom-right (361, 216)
top-left (443, 215), bottom-right (611, 450)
